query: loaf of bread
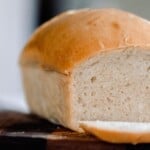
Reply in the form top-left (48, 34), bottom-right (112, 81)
top-left (20, 8), bottom-right (150, 132)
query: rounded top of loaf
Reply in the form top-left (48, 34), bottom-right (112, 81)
top-left (20, 8), bottom-right (150, 74)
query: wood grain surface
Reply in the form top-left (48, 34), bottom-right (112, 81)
top-left (0, 111), bottom-right (149, 150)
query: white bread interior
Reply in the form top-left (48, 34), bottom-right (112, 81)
top-left (80, 121), bottom-right (150, 144)
top-left (22, 47), bottom-right (150, 131)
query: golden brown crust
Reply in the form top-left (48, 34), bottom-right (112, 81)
top-left (20, 8), bottom-right (150, 74)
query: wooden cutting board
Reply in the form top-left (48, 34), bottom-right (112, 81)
top-left (0, 111), bottom-right (149, 150)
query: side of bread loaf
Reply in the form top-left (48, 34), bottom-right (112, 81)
top-left (21, 67), bottom-right (75, 130)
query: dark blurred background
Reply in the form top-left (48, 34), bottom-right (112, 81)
top-left (0, 0), bottom-right (150, 112)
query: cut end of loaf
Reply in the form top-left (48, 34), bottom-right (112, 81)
top-left (72, 47), bottom-right (150, 125)
top-left (79, 121), bottom-right (150, 144)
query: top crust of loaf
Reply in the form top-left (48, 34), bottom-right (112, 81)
top-left (20, 8), bottom-right (150, 74)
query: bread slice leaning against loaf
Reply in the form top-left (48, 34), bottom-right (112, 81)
top-left (80, 121), bottom-right (150, 144)
top-left (20, 8), bottom-right (150, 134)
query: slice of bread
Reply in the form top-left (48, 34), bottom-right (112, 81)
top-left (80, 121), bottom-right (150, 144)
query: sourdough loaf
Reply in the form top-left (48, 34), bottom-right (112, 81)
top-left (20, 8), bottom-right (150, 131)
